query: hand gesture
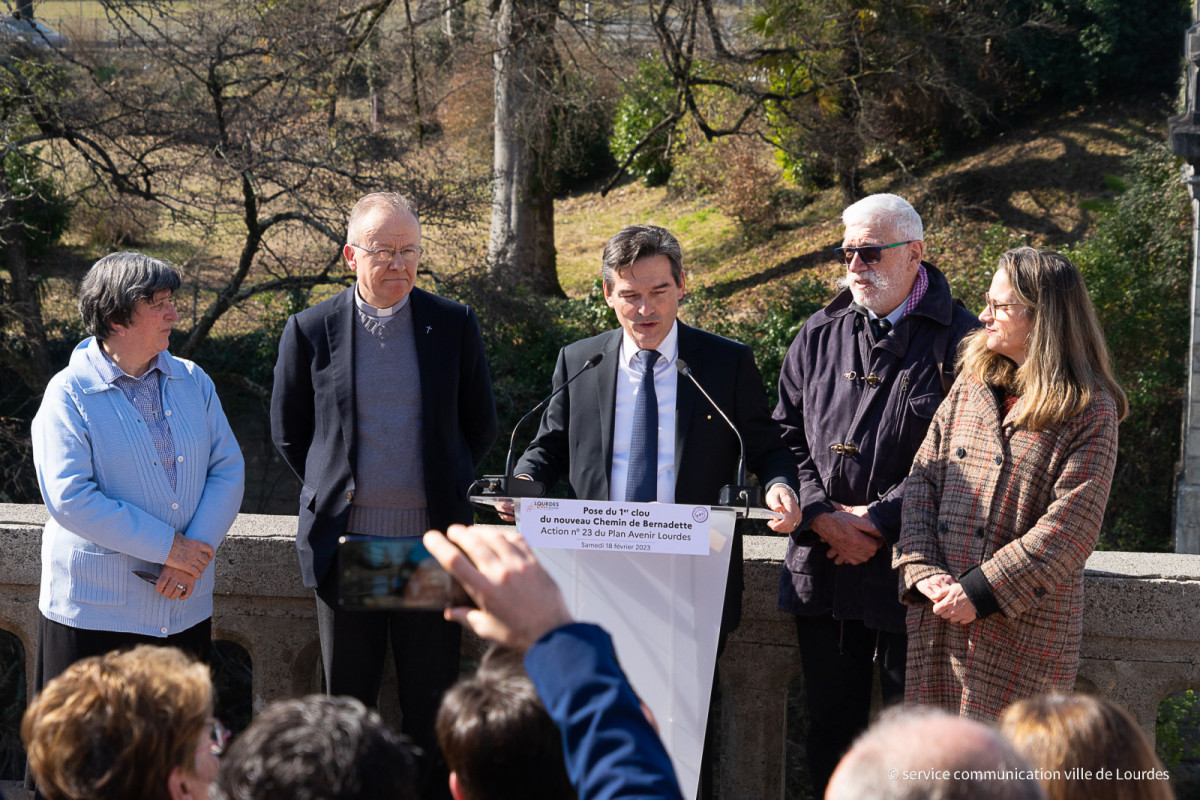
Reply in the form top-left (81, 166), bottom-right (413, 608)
top-left (812, 511), bottom-right (883, 565)
top-left (931, 582), bottom-right (977, 625)
top-left (165, 532), bottom-right (213, 578)
top-left (423, 525), bottom-right (573, 651)
top-left (156, 566), bottom-right (196, 601)
top-left (765, 485), bottom-right (802, 534)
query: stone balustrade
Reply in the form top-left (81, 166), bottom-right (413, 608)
top-left (2, 504), bottom-right (1199, 799)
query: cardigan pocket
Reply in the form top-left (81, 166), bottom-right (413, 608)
top-left (67, 549), bottom-right (128, 606)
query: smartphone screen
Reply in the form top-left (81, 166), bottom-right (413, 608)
top-left (337, 535), bottom-right (473, 611)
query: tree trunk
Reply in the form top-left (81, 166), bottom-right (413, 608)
top-left (403, 0), bottom-right (425, 143)
top-left (0, 169), bottom-right (53, 387)
top-left (488, 0), bottom-right (565, 297)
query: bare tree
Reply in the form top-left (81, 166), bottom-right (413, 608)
top-left (18, 0), bottom-right (482, 357)
top-left (488, 0), bottom-right (566, 296)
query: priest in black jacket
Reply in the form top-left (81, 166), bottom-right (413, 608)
top-left (270, 192), bottom-right (497, 800)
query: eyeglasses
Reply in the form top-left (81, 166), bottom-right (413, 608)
top-left (201, 718), bottom-right (231, 756)
top-left (349, 243), bottom-right (423, 266)
top-left (833, 241), bottom-right (914, 266)
top-left (981, 292), bottom-right (1026, 316)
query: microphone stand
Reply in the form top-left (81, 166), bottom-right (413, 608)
top-left (472, 353), bottom-right (605, 499)
top-left (675, 359), bottom-right (764, 516)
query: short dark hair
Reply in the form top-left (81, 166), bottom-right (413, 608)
top-left (601, 225), bottom-right (683, 290)
top-left (436, 646), bottom-right (576, 800)
top-left (78, 251), bottom-right (182, 341)
top-left (211, 695), bottom-right (418, 800)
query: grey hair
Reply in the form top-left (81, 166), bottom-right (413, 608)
top-left (827, 706), bottom-right (1045, 800)
top-left (842, 193), bottom-right (924, 242)
top-left (78, 251), bottom-right (182, 341)
top-left (346, 192), bottom-right (420, 245)
top-left (601, 225), bottom-right (683, 289)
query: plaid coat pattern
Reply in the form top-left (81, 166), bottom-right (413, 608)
top-left (893, 373), bottom-right (1119, 721)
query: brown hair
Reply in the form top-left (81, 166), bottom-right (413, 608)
top-left (999, 694), bottom-right (1174, 800)
top-left (436, 646), bottom-right (575, 800)
top-left (22, 645), bottom-right (212, 800)
top-left (959, 247), bottom-right (1127, 429)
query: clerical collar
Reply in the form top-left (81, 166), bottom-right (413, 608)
top-left (354, 288), bottom-right (410, 317)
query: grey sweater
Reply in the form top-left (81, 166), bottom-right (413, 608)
top-left (345, 304), bottom-right (430, 537)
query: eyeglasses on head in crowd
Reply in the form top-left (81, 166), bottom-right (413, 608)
top-left (833, 241), bottom-right (914, 266)
top-left (202, 717), bottom-right (231, 756)
top-left (349, 243), bottom-right (424, 266)
top-left (981, 293), bottom-right (1026, 316)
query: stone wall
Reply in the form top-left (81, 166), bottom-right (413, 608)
top-left (2, 505), bottom-right (1199, 799)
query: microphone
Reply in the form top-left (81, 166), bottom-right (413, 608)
top-left (675, 358), bottom-right (763, 510)
top-left (472, 353), bottom-right (605, 499)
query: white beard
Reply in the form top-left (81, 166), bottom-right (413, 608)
top-left (838, 268), bottom-right (893, 312)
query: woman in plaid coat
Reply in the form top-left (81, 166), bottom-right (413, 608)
top-left (894, 247), bottom-right (1126, 722)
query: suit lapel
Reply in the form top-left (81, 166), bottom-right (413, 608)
top-left (328, 287), bottom-right (357, 468)
top-left (596, 330), bottom-right (622, 493)
top-left (409, 288), bottom-right (434, 420)
top-left (674, 322), bottom-right (700, 487)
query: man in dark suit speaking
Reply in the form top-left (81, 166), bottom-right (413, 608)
top-left (512, 224), bottom-right (799, 798)
top-left (514, 223), bottom-right (800, 627)
top-left (270, 191), bottom-right (497, 798)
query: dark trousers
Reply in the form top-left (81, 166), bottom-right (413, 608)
top-left (794, 613), bottom-right (906, 799)
top-left (34, 614), bottom-right (213, 694)
top-left (28, 614), bottom-right (212, 795)
top-left (315, 571), bottom-right (460, 800)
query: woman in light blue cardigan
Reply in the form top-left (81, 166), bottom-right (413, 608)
top-left (30, 251), bottom-right (244, 697)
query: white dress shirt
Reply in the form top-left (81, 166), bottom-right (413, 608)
top-left (609, 321), bottom-right (679, 503)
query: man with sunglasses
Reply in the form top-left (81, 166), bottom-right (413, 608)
top-left (270, 191), bottom-right (498, 800)
top-left (772, 193), bottom-right (980, 797)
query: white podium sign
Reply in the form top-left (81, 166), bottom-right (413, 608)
top-left (516, 498), bottom-right (711, 555)
top-left (532, 507), bottom-right (737, 800)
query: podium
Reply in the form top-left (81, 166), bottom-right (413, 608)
top-left (475, 497), bottom-right (776, 800)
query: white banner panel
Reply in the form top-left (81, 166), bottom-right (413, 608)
top-left (532, 507), bottom-right (736, 800)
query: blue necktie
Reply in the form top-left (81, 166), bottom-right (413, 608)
top-left (626, 349), bottom-right (661, 502)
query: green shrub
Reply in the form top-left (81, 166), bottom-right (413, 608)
top-left (944, 223), bottom-right (1028, 306)
top-left (1062, 144), bottom-right (1191, 552)
top-left (442, 271), bottom-right (613, 481)
top-left (552, 71), bottom-right (616, 192)
top-left (3, 148), bottom-right (70, 258)
top-left (610, 58), bottom-right (676, 187)
top-left (1002, 0), bottom-right (1189, 105)
top-left (1157, 689), bottom-right (1200, 769)
top-left (689, 275), bottom-right (834, 408)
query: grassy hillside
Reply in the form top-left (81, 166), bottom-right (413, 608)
top-left (553, 101), bottom-right (1164, 326)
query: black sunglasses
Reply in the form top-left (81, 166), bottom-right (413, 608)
top-left (833, 241), bottom-right (914, 266)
